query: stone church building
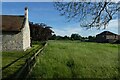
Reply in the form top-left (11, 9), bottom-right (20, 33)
top-left (1, 7), bottom-right (31, 51)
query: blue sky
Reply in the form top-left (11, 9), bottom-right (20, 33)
top-left (2, 2), bottom-right (118, 37)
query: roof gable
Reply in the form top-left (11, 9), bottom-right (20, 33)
top-left (97, 31), bottom-right (117, 36)
top-left (0, 15), bottom-right (25, 32)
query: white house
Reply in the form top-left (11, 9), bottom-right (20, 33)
top-left (1, 7), bottom-right (31, 51)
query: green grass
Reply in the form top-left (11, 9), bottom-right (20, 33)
top-left (2, 45), bottom-right (39, 67)
top-left (2, 42), bottom-right (43, 78)
top-left (29, 40), bottom-right (119, 79)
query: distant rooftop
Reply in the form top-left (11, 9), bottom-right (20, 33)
top-left (97, 31), bottom-right (117, 36)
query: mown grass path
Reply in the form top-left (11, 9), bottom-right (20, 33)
top-left (29, 40), bottom-right (119, 79)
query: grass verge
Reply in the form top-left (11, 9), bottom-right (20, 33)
top-left (29, 40), bottom-right (119, 79)
top-left (2, 41), bottom-right (43, 79)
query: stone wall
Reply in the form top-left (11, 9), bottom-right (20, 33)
top-left (22, 19), bottom-right (31, 51)
top-left (2, 31), bottom-right (23, 51)
top-left (2, 19), bottom-right (31, 51)
top-left (2, 20), bottom-right (31, 51)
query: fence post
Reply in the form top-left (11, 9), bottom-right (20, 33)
top-left (15, 42), bottom-right (47, 79)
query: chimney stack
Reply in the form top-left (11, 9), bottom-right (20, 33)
top-left (25, 7), bottom-right (28, 19)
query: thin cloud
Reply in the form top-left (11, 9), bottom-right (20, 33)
top-left (53, 19), bottom-right (118, 37)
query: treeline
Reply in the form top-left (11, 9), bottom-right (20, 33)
top-left (30, 22), bottom-right (54, 41)
top-left (49, 34), bottom-right (96, 42)
top-left (29, 22), bottom-right (96, 42)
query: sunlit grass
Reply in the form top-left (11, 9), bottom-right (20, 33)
top-left (29, 40), bottom-right (119, 79)
top-left (2, 42), bottom-right (43, 79)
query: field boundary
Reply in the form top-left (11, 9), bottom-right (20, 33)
top-left (14, 42), bottom-right (47, 79)
top-left (1, 47), bottom-right (36, 71)
top-left (2, 42), bottom-right (47, 80)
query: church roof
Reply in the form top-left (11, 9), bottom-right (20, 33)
top-left (0, 15), bottom-right (25, 32)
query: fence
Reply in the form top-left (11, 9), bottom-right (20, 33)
top-left (2, 42), bottom-right (47, 80)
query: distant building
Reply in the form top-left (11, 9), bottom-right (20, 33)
top-left (0, 7), bottom-right (31, 51)
top-left (96, 31), bottom-right (119, 43)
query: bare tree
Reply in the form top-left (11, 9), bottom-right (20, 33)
top-left (54, 1), bottom-right (120, 29)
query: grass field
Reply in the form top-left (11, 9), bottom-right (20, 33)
top-left (29, 40), bottom-right (119, 79)
top-left (2, 41), bottom-right (43, 78)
